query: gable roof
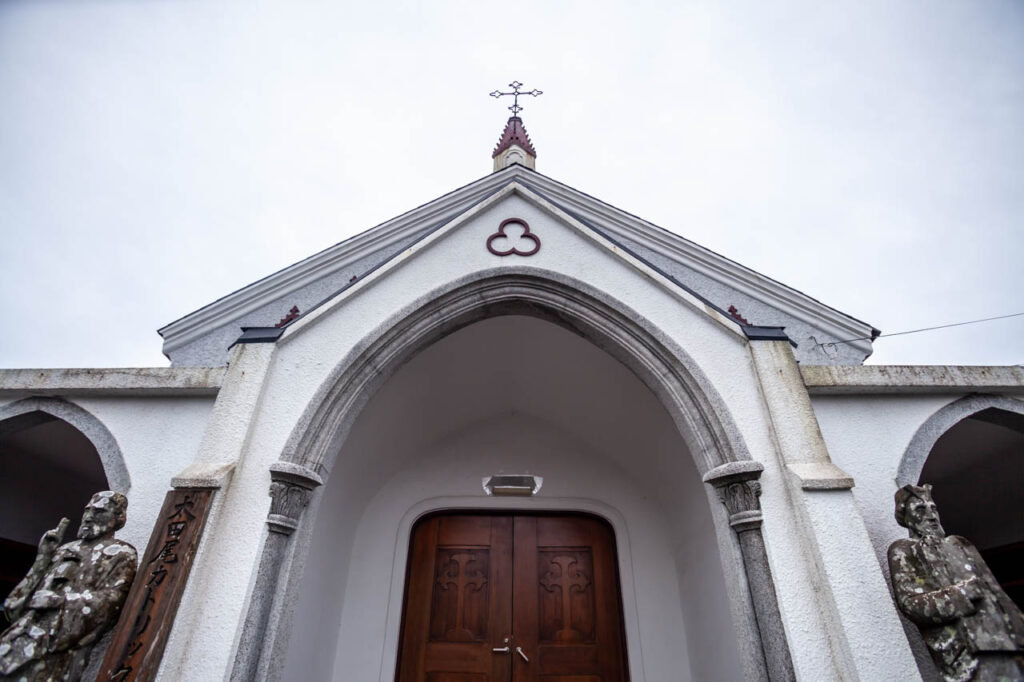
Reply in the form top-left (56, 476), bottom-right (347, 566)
top-left (274, 180), bottom-right (760, 350)
top-left (158, 164), bottom-right (878, 364)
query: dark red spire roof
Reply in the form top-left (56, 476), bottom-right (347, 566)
top-left (492, 116), bottom-right (537, 159)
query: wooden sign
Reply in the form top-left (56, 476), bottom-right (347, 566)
top-left (97, 488), bottom-right (216, 682)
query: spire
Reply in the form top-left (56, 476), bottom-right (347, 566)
top-left (489, 81), bottom-right (542, 171)
top-left (492, 116), bottom-right (537, 171)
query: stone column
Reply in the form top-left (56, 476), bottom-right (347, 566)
top-left (704, 461), bottom-right (796, 682)
top-left (230, 462), bottom-right (322, 682)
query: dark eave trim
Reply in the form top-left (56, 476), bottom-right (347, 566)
top-left (233, 327), bottom-right (286, 347)
top-left (743, 325), bottom-right (796, 346)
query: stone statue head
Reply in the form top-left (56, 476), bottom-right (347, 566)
top-left (78, 490), bottom-right (128, 540)
top-left (894, 484), bottom-right (946, 539)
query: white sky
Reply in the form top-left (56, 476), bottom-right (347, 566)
top-left (1, 1), bottom-right (1021, 368)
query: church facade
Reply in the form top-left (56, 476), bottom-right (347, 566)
top-left (1, 117), bottom-right (1021, 681)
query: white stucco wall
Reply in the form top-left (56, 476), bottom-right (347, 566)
top-left (160, 187), bottom-right (916, 680)
top-left (808, 391), bottom-right (1019, 681)
top-left (810, 393), bottom-right (967, 564)
top-left (0, 394), bottom-right (216, 551)
top-left (288, 416), bottom-right (732, 681)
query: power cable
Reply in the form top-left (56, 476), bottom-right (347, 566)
top-left (817, 311), bottom-right (1024, 348)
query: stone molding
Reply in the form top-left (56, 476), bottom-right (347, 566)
top-left (747, 341), bottom-right (855, 491)
top-left (802, 364), bottom-right (1024, 395)
top-left (0, 367), bottom-right (224, 395)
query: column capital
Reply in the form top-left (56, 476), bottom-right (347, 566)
top-left (703, 461), bottom-right (764, 532)
top-left (267, 462), bottom-right (323, 535)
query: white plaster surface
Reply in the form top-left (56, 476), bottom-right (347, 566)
top-left (66, 396), bottom-right (216, 550)
top-left (810, 394), bottom-right (964, 563)
top-left (808, 392), bottom-right (1004, 680)
top-left (0, 394), bottom-right (215, 551)
top-left (3, 180), bottom-right (1014, 682)
top-left (157, 343), bottom-right (281, 681)
top-left (158, 189), bottom-right (892, 680)
top-left (748, 341), bottom-right (925, 680)
top-left (801, 490), bottom-right (924, 681)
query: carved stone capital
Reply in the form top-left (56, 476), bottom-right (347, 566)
top-left (266, 462), bottom-right (323, 535)
top-left (718, 480), bottom-right (763, 532)
top-left (703, 461), bottom-right (765, 532)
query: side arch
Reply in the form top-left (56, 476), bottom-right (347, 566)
top-left (897, 394), bottom-right (1024, 486)
top-left (0, 396), bottom-right (130, 493)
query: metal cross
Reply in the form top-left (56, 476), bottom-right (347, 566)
top-left (490, 80), bottom-right (543, 116)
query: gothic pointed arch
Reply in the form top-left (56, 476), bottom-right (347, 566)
top-left (279, 271), bottom-right (755, 478)
top-left (232, 270), bottom-right (799, 682)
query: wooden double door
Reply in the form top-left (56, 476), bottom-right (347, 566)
top-left (396, 513), bottom-right (630, 682)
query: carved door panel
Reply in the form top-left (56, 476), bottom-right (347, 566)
top-left (397, 515), bottom-right (514, 682)
top-left (512, 516), bottom-right (628, 682)
top-left (396, 514), bottom-right (627, 682)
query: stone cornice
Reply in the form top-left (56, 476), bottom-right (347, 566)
top-left (801, 364), bottom-right (1024, 394)
top-left (0, 367), bottom-right (225, 396)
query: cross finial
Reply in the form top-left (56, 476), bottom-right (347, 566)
top-left (489, 80), bottom-right (542, 116)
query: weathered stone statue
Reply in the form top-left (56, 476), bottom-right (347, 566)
top-left (889, 484), bottom-right (1024, 682)
top-left (0, 491), bottom-right (138, 682)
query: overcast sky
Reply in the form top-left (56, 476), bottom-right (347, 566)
top-left (1, 0), bottom-right (1021, 368)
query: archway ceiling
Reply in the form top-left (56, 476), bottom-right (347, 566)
top-left (339, 315), bottom-right (694, 488)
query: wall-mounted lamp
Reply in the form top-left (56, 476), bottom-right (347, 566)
top-left (483, 475), bottom-right (543, 496)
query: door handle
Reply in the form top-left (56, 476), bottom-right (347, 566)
top-left (515, 646), bottom-right (529, 662)
top-left (493, 637), bottom-right (510, 654)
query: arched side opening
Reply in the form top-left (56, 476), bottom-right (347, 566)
top-left (899, 395), bottom-right (1024, 608)
top-left (0, 398), bottom-right (126, 603)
